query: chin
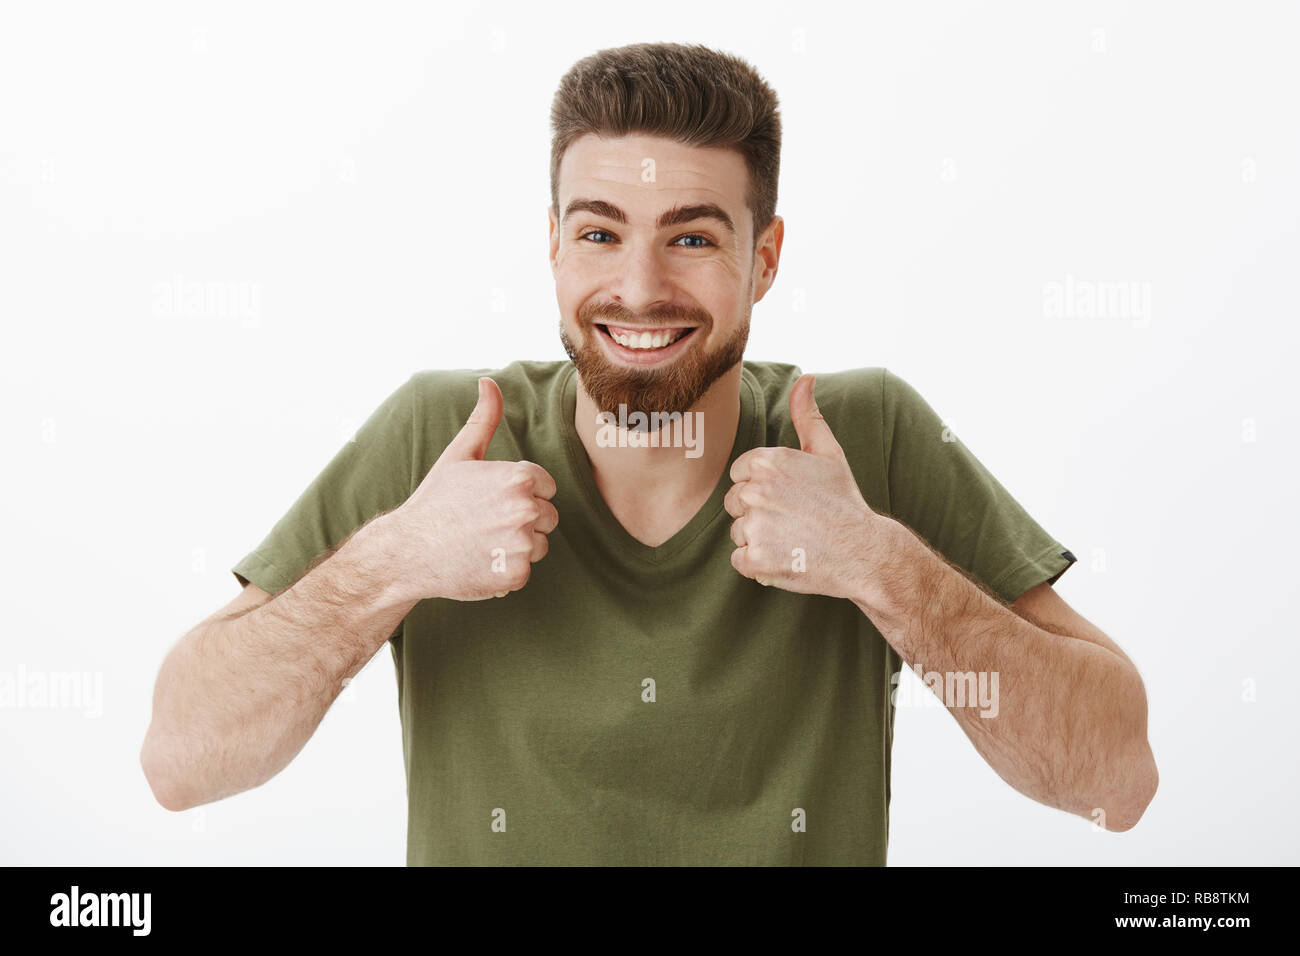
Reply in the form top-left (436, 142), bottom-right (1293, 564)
top-left (561, 310), bottom-right (750, 415)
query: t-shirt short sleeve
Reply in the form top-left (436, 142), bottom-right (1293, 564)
top-left (231, 374), bottom-right (418, 597)
top-left (881, 368), bottom-right (1076, 604)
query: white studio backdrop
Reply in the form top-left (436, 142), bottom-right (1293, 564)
top-left (1, 0), bottom-right (1296, 865)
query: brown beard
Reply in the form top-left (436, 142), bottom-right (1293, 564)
top-left (559, 300), bottom-right (750, 422)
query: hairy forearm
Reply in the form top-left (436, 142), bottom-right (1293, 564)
top-left (854, 516), bottom-right (1154, 830)
top-left (142, 514), bottom-right (415, 811)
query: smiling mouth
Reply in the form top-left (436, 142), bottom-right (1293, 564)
top-left (596, 324), bottom-right (697, 351)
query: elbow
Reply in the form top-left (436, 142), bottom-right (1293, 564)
top-left (1098, 665), bottom-right (1157, 832)
top-left (1099, 742), bottom-right (1159, 833)
top-left (140, 729), bottom-right (197, 813)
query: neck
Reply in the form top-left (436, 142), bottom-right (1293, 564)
top-left (573, 364), bottom-right (744, 546)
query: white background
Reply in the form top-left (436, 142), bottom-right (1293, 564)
top-left (2, 0), bottom-right (1296, 865)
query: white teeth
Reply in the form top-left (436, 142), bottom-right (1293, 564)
top-left (609, 328), bottom-right (687, 350)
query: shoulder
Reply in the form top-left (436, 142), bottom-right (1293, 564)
top-left (408, 360), bottom-right (566, 395)
top-left (409, 360), bottom-right (569, 415)
top-left (743, 363), bottom-right (888, 489)
top-left (808, 366), bottom-right (889, 411)
top-left (406, 361), bottom-right (571, 454)
top-left (743, 361), bottom-right (887, 429)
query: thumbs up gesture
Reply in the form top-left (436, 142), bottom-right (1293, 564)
top-left (384, 377), bottom-right (559, 603)
top-left (723, 374), bottom-right (882, 599)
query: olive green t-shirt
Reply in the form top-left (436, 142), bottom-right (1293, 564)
top-left (232, 360), bottom-right (1075, 865)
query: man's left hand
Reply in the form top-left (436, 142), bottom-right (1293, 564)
top-left (724, 373), bottom-right (887, 600)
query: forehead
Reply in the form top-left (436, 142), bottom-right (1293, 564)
top-left (557, 133), bottom-right (749, 221)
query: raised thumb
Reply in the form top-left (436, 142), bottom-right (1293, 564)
top-left (438, 377), bottom-right (504, 463)
top-left (789, 373), bottom-right (843, 458)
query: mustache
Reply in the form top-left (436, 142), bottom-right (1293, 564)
top-left (577, 301), bottom-right (712, 329)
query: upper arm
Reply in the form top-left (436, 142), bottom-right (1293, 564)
top-left (1011, 582), bottom-right (1134, 668)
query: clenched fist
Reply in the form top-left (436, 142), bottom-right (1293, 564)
top-left (382, 377), bottom-right (559, 602)
top-left (723, 374), bottom-right (884, 600)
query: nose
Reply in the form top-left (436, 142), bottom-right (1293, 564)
top-left (608, 239), bottom-right (676, 316)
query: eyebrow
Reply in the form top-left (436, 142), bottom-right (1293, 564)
top-left (563, 199), bottom-right (736, 237)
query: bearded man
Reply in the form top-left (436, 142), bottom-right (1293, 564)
top-left (141, 42), bottom-right (1157, 866)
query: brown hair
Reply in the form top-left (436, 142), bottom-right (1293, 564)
top-left (549, 42), bottom-right (782, 250)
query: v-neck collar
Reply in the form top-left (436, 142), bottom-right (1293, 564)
top-left (557, 361), bottom-right (762, 566)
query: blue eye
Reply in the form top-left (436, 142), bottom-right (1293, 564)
top-left (577, 231), bottom-right (714, 248)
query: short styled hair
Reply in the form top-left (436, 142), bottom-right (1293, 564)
top-left (549, 42), bottom-right (782, 250)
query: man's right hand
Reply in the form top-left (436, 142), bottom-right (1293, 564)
top-left (382, 377), bottom-right (559, 603)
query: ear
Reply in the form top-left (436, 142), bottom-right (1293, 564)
top-left (548, 203), bottom-right (560, 278)
top-left (751, 215), bottom-right (784, 306)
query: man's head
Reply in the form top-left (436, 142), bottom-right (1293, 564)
top-left (548, 43), bottom-right (784, 419)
